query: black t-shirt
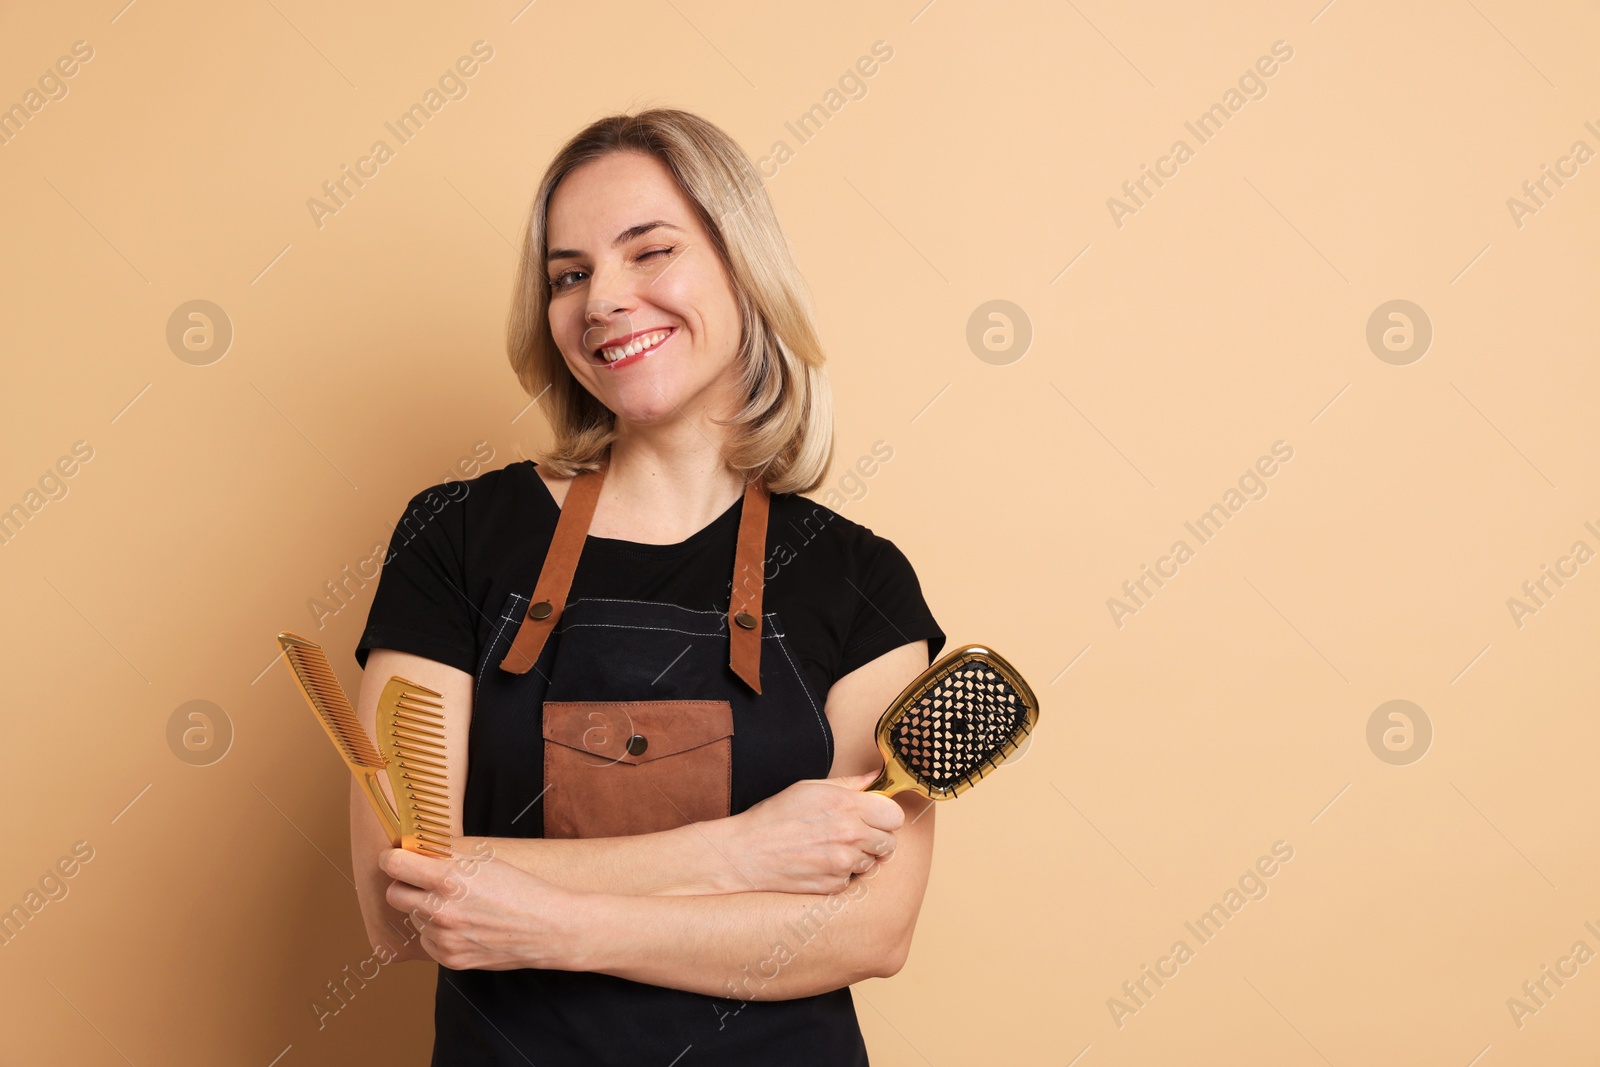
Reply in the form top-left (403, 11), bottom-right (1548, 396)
top-left (356, 460), bottom-right (947, 725)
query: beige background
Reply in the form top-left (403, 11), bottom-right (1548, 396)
top-left (3, 0), bottom-right (1597, 1063)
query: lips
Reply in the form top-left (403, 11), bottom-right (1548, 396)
top-left (592, 327), bottom-right (676, 369)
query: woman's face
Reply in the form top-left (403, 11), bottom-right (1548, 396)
top-left (545, 150), bottom-right (744, 431)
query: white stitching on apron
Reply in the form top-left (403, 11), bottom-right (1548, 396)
top-left (771, 627), bottom-right (831, 770)
top-left (555, 621), bottom-right (789, 640)
top-left (477, 591), bottom-right (528, 698)
top-left (568, 596), bottom-right (729, 615)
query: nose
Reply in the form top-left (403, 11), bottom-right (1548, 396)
top-left (583, 299), bottom-right (636, 353)
top-left (583, 267), bottom-right (638, 351)
top-left (583, 253), bottom-right (642, 316)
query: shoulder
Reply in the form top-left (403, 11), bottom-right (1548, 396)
top-left (395, 457), bottom-right (541, 521)
top-left (766, 491), bottom-right (947, 680)
top-left (765, 492), bottom-right (926, 583)
top-left (384, 457), bottom-right (548, 560)
top-left (767, 491), bottom-right (868, 551)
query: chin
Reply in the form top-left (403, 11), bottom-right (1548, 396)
top-left (606, 390), bottom-right (682, 426)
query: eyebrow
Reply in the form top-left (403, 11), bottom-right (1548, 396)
top-left (546, 221), bottom-right (683, 263)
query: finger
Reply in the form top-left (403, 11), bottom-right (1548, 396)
top-left (385, 879), bottom-right (438, 920)
top-left (820, 769), bottom-right (880, 789)
top-left (856, 794), bottom-right (907, 833)
top-left (380, 847), bottom-right (443, 890)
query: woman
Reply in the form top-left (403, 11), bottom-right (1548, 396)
top-left (351, 108), bottom-right (946, 1065)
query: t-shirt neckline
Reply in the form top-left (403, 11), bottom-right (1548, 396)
top-left (523, 460), bottom-right (743, 556)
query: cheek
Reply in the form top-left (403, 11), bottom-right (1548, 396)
top-left (654, 260), bottom-right (740, 337)
top-left (699, 271), bottom-right (742, 331)
top-left (547, 310), bottom-right (596, 369)
top-left (548, 307), bottom-right (576, 350)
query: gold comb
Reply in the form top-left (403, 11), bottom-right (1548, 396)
top-left (376, 676), bottom-right (453, 858)
top-left (866, 644), bottom-right (1040, 801)
top-left (276, 632), bottom-right (401, 848)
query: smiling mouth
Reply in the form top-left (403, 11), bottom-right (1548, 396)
top-left (593, 327), bottom-right (676, 368)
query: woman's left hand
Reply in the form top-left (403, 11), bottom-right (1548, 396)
top-left (380, 839), bottom-right (588, 972)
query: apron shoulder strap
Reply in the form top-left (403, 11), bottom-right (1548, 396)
top-left (498, 464), bottom-right (605, 675)
top-left (498, 461), bottom-right (769, 696)
top-left (728, 477), bottom-right (769, 695)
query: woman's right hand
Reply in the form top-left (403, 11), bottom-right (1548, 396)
top-left (718, 770), bottom-right (907, 895)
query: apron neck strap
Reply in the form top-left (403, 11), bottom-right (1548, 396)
top-left (499, 460), bottom-right (770, 695)
top-left (497, 461), bottom-right (605, 676)
top-left (728, 475), bottom-right (769, 694)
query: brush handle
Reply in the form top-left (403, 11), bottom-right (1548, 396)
top-left (360, 769), bottom-right (403, 848)
top-left (864, 759), bottom-right (914, 798)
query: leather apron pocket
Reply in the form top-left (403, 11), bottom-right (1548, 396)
top-left (541, 700), bottom-right (734, 839)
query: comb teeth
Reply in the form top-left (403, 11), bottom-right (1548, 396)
top-left (378, 677), bottom-right (452, 858)
top-left (278, 635), bottom-right (386, 769)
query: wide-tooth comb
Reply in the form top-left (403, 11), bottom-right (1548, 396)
top-left (276, 632), bottom-right (401, 847)
top-left (376, 676), bottom-right (452, 858)
top-left (866, 645), bottom-right (1040, 801)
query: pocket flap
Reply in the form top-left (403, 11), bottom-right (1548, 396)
top-left (543, 700), bottom-right (734, 765)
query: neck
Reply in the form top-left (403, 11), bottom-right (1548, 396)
top-left (601, 415), bottom-right (747, 542)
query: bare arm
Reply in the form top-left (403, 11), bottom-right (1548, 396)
top-left (353, 648), bottom-right (895, 959)
top-left (349, 649), bottom-right (470, 962)
top-left (384, 640), bottom-right (938, 998)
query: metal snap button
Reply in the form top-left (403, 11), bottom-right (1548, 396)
top-left (734, 612), bottom-right (757, 629)
top-left (626, 734), bottom-right (648, 756)
top-left (529, 600), bottom-right (553, 620)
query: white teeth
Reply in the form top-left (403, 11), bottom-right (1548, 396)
top-left (600, 329), bottom-right (669, 362)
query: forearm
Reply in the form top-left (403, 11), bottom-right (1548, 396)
top-left (567, 857), bottom-right (915, 1001)
top-left (350, 781), bottom-right (430, 962)
top-left (470, 817), bottom-right (753, 897)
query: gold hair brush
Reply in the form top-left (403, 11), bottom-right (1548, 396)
top-left (275, 632), bottom-right (451, 857)
top-left (866, 644), bottom-right (1040, 800)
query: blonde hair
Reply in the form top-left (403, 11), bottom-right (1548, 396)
top-left (506, 108), bottom-right (834, 495)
